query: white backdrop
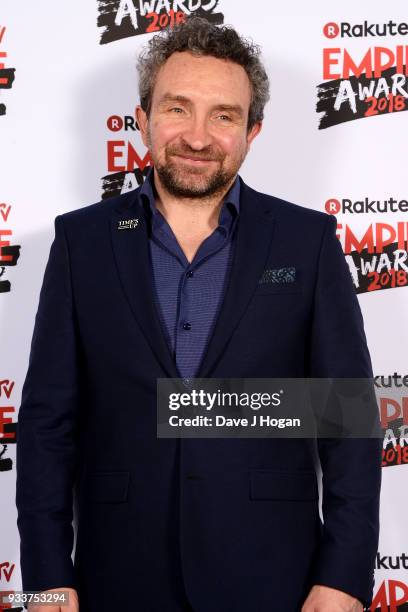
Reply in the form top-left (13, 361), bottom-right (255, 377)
top-left (1, 2), bottom-right (407, 609)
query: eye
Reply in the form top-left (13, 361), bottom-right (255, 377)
top-left (217, 114), bottom-right (231, 121)
top-left (170, 107), bottom-right (184, 114)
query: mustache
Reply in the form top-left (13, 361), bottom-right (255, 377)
top-left (166, 144), bottom-right (224, 162)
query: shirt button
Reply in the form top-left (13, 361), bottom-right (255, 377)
top-left (186, 270), bottom-right (194, 278)
top-left (183, 322), bottom-right (192, 330)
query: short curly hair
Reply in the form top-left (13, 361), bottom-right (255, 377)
top-left (136, 16), bottom-right (270, 131)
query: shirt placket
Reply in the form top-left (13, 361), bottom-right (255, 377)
top-left (145, 190), bottom-right (238, 381)
top-left (175, 226), bottom-right (231, 379)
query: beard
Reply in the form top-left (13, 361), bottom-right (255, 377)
top-left (149, 137), bottom-right (245, 199)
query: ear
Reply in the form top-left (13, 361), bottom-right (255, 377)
top-left (135, 105), bottom-right (149, 147)
top-left (246, 121), bottom-right (262, 148)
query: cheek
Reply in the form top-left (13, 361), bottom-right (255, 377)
top-left (151, 121), bottom-right (182, 147)
top-left (217, 133), bottom-right (247, 158)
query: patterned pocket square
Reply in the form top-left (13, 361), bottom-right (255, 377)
top-left (258, 267), bottom-right (296, 284)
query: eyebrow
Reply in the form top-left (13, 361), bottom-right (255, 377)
top-left (157, 94), bottom-right (245, 117)
top-left (157, 94), bottom-right (190, 106)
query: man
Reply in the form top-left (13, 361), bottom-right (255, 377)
top-left (16, 17), bottom-right (381, 612)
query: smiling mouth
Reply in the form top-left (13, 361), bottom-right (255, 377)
top-left (172, 154), bottom-right (217, 165)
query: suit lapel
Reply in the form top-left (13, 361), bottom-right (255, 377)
top-left (109, 189), bottom-right (181, 379)
top-left (197, 179), bottom-right (275, 378)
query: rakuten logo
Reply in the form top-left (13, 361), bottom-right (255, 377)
top-left (323, 20), bottom-right (408, 39)
top-left (325, 197), bottom-right (408, 214)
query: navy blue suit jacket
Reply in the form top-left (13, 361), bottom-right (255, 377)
top-left (16, 178), bottom-right (382, 611)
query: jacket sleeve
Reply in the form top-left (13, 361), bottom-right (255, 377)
top-left (308, 214), bottom-right (382, 609)
top-left (16, 214), bottom-right (80, 592)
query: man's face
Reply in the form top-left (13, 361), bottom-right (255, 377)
top-left (136, 51), bottom-right (261, 199)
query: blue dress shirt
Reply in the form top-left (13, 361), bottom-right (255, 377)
top-left (139, 168), bottom-right (240, 379)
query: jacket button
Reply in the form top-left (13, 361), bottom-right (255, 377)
top-left (183, 322), bottom-right (192, 330)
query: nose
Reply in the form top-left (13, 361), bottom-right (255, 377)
top-left (182, 114), bottom-right (212, 150)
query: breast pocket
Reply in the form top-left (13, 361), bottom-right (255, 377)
top-left (254, 282), bottom-right (302, 296)
top-left (249, 469), bottom-right (318, 501)
top-left (84, 471), bottom-right (130, 503)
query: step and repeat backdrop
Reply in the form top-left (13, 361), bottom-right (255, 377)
top-left (0, 1), bottom-right (407, 610)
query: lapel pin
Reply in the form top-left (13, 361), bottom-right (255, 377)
top-left (117, 218), bottom-right (139, 230)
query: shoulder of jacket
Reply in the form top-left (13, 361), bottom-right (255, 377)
top-left (57, 187), bottom-right (142, 226)
top-left (243, 181), bottom-right (333, 228)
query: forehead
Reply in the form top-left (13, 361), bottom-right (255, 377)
top-left (152, 51), bottom-right (252, 108)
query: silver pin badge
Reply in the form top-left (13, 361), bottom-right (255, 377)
top-left (117, 218), bottom-right (139, 230)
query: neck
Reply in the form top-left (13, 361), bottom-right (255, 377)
top-left (152, 171), bottom-right (236, 234)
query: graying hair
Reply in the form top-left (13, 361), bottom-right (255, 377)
top-left (136, 16), bottom-right (270, 131)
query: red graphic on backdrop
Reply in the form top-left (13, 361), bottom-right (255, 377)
top-left (323, 20), bottom-right (408, 39)
top-left (0, 204), bottom-right (11, 223)
top-left (107, 141), bottom-right (151, 173)
top-left (324, 197), bottom-right (408, 294)
top-left (97, 0), bottom-right (224, 45)
top-left (0, 380), bottom-right (14, 400)
top-left (326, 197), bottom-right (408, 215)
top-left (370, 579), bottom-right (408, 611)
top-left (0, 204), bottom-right (21, 293)
top-left (332, 220), bottom-right (408, 294)
top-left (317, 26), bottom-right (408, 129)
top-left (374, 374), bottom-right (408, 469)
top-left (102, 113), bottom-right (153, 199)
top-left (325, 198), bottom-right (341, 214)
top-left (0, 563), bottom-right (15, 583)
top-left (0, 407), bottom-right (16, 441)
top-left (380, 392), bottom-right (408, 468)
top-left (0, 26), bottom-right (16, 117)
top-left (0, 379), bottom-right (17, 474)
top-left (323, 22), bottom-right (340, 39)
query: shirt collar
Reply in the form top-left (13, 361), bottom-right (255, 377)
top-left (139, 167), bottom-right (240, 220)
